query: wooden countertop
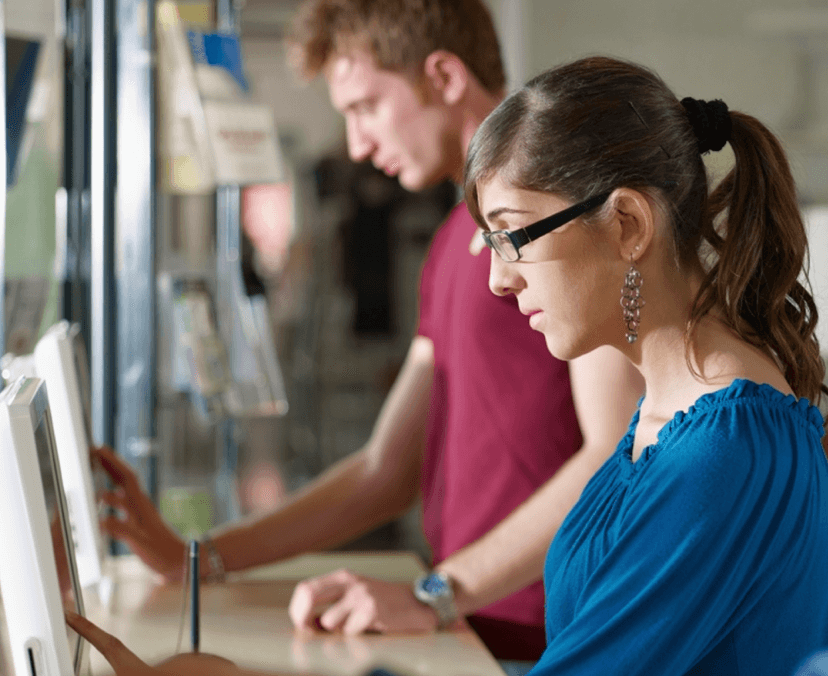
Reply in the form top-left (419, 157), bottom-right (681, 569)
top-left (84, 553), bottom-right (505, 676)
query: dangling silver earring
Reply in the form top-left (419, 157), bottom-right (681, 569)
top-left (621, 254), bottom-right (644, 343)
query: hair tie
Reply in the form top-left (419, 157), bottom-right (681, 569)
top-left (680, 97), bottom-right (731, 154)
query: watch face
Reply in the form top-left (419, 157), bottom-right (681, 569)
top-left (413, 573), bottom-right (457, 627)
top-left (421, 574), bottom-right (449, 597)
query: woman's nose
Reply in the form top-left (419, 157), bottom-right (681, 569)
top-left (488, 250), bottom-right (523, 297)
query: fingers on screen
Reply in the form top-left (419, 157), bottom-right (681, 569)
top-left (65, 612), bottom-right (149, 672)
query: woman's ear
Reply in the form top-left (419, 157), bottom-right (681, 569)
top-left (422, 50), bottom-right (469, 106)
top-left (607, 188), bottom-right (656, 262)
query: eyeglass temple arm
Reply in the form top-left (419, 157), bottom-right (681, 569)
top-left (520, 192), bottom-right (611, 244)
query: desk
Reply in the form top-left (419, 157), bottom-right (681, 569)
top-left (86, 554), bottom-right (506, 676)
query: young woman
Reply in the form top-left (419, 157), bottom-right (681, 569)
top-left (465, 55), bottom-right (828, 675)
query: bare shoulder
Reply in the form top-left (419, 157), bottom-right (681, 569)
top-left (698, 352), bottom-right (792, 399)
top-left (693, 325), bottom-right (793, 398)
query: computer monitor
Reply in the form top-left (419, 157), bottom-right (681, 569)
top-left (0, 377), bottom-right (86, 676)
top-left (33, 321), bottom-right (105, 589)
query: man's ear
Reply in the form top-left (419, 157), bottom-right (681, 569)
top-left (422, 50), bottom-right (469, 106)
top-left (607, 188), bottom-right (656, 262)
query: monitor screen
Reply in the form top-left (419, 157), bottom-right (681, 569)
top-left (33, 401), bottom-right (86, 673)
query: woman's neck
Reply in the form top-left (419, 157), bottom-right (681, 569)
top-left (622, 254), bottom-right (789, 419)
top-left (635, 314), bottom-right (791, 421)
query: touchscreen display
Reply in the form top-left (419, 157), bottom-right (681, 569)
top-left (34, 407), bottom-right (85, 674)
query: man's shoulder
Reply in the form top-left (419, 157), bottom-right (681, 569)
top-left (444, 200), bottom-right (474, 226)
top-left (448, 200), bottom-right (472, 219)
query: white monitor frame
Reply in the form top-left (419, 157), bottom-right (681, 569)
top-left (33, 321), bottom-right (105, 589)
top-left (0, 377), bottom-right (86, 676)
top-left (1, 352), bottom-right (36, 384)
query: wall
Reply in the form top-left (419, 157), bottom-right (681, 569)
top-left (806, 207), bottom-right (828, 363)
top-left (520, 1), bottom-right (821, 190)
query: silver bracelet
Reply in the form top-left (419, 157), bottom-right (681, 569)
top-left (200, 533), bottom-right (226, 583)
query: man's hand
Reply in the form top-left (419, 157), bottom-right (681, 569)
top-left (68, 611), bottom-right (253, 676)
top-left (67, 611), bottom-right (156, 676)
top-left (288, 569), bottom-right (440, 635)
top-left (94, 445), bottom-right (186, 581)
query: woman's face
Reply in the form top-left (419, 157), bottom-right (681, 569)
top-left (479, 174), bottom-right (623, 361)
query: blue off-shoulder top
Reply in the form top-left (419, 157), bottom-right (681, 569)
top-left (531, 379), bottom-right (828, 676)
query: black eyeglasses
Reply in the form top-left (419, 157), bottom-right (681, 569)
top-left (482, 192), bottom-right (611, 262)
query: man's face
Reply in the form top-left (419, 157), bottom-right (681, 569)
top-left (325, 50), bottom-right (456, 192)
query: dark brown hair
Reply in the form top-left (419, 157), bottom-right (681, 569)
top-left (465, 56), bottom-right (827, 408)
top-left (287, 0), bottom-right (506, 94)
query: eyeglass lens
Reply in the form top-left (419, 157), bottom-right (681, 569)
top-left (487, 231), bottom-right (519, 262)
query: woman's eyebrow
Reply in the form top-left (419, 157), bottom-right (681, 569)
top-left (484, 207), bottom-right (533, 222)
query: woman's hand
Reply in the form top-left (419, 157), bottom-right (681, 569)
top-left (93, 445), bottom-right (186, 581)
top-left (289, 569), bottom-right (441, 635)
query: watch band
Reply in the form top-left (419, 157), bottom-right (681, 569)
top-left (200, 532), bottom-right (226, 583)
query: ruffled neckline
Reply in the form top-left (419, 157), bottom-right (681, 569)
top-left (619, 378), bottom-right (825, 467)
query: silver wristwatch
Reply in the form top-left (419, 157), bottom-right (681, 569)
top-left (412, 570), bottom-right (458, 629)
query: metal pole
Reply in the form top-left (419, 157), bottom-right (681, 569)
top-left (62, 0), bottom-right (92, 341)
top-left (215, 184), bottom-right (241, 522)
top-left (214, 0), bottom-right (243, 522)
top-left (216, 0), bottom-right (241, 33)
top-left (115, 0), bottom-right (157, 498)
top-left (90, 0), bottom-right (116, 446)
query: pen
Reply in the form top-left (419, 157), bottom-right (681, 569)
top-left (189, 539), bottom-right (199, 652)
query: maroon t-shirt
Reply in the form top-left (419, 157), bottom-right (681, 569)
top-left (418, 203), bottom-right (583, 660)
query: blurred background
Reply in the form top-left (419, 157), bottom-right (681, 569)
top-left (2, 0), bottom-right (827, 559)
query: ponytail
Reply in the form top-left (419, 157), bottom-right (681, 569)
top-left (688, 111), bottom-right (827, 408)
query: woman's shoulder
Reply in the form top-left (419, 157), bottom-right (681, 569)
top-left (619, 381), bottom-right (828, 538)
top-left (671, 378), bottom-right (822, 437)
top-left (649, 379), bottom-right (825, 478)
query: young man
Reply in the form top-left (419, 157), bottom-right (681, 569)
top-left (96, 0), bottom-right (642, 664)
